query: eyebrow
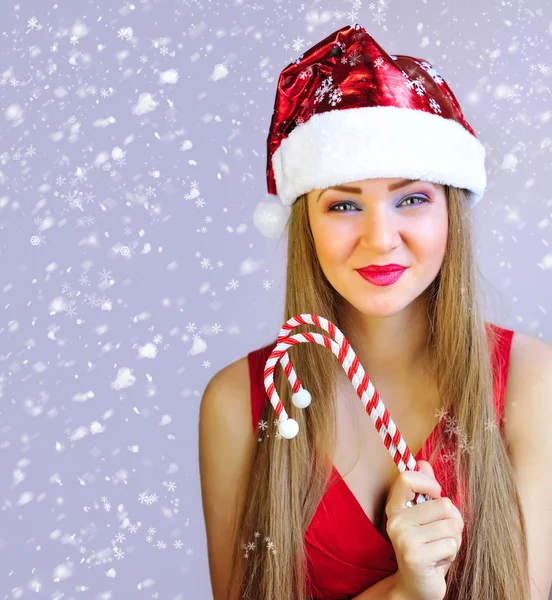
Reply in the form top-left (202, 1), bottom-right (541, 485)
top-left (317, 178), bottom-right (422, 203)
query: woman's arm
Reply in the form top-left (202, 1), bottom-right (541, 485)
top-left (199, 357), bottom-right (257, 600)
top-left (352, 571), bottom-right (406, 599)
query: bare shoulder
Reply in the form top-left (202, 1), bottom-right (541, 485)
top-left (205, 355), bottom-right (251, 400)
top-left (503, 330), bottom-right (552, 450)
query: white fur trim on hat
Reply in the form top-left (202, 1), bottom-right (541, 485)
top-left (271, 105), bottom-right (487, 207)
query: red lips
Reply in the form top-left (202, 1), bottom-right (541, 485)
top-left (357, 264), bottom-right (406, 273)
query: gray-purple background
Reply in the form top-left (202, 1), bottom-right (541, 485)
top-left (1, 0), bottom-right (551, 598)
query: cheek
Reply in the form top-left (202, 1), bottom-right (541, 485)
top-left (413, 216), bottom-right (448, 258)
top-left (312, 220), bottom-right (357, 263)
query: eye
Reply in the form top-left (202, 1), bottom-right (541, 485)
top-left (399, 195), bottom-right (429, 208)
top-left (327, 195), bottom-right (429, 212)
top-left (328, 201), bottom-right (358, 212)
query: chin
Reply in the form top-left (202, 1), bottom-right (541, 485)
top-left (336, 282), bottom-right (427, 318)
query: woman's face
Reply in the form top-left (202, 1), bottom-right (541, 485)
top-left (306, 177), bottom-right (449, 317)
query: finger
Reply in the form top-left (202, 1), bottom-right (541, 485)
top-left (420, 536), bottom-right (459, 566)
top-left (412, 518), bottom-right (463, 549)
top-left (386, 471), bottom-right (442, 517)
top-left (407, 497), bottom-right (464, 528)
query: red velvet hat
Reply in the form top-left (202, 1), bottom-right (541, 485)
top-left (266, 23), bottom-right (487, 207)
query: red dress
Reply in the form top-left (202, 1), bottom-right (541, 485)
top-left (247, 323), bottom-right (514, 600)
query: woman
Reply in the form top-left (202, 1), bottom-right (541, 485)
top-left (199, 24), bottom-right (552, 600)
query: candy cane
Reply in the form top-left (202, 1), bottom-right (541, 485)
top-left (263, 314), bottom-right (430, 506)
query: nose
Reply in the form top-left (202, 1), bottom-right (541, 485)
top-left (358, 204), bottom-right (402, 251)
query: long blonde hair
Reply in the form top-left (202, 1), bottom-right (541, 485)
top-left (227, 186), bottom-right (531, 599)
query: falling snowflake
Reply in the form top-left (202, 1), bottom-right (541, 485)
top-left (30, 234), bottom-right (46, 246)
top-left (292, 37), bottom-right (305, 53)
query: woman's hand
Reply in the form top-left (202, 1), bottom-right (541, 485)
top-left (386, 460), bottom-right (464, 600)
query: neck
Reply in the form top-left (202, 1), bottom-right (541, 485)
top-left (338, 295), bottom-right (432, 385)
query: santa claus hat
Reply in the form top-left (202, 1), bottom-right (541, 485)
top-left (266, 23), bottom-right (487, 207)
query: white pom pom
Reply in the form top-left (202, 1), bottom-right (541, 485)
top-left (279, 418), bottom-right (299, 439)
top-left (292, 388), bottom-right (312, 409)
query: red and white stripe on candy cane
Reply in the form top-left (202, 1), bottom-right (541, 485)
top-left (263, 313), bottom-right (431, 507)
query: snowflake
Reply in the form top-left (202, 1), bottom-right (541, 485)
top-left (226, 279), bottom-right (239, 291)
top-left (138, 492), bottom-right (149, 504)
top-left (458, 432), bottom-right (474, 455)
top-left (174, 540), bottom-right (184, 549)
top-left (216, 260), bottom-right (224, 267)
top-left (27, 16), bottom-right (40, 29)
top-left (113, 548), bottom-right (125, 560)
top-left (186, 322), bottom-right (197, 333)
top-left (258, 420), bottom-right (268, 431)
top-left (211, 323), bottom-right (223, 334)
top-left (156, 540), bottom-right (167, 549)
top-left (314, 75), bottom-right (334, 104)
top-left (328, 87), bottom-right (343, 106)
top-left (420, 60), bottom-right (444, 84)
top-left (441, 449), bottom-right (456, 464)
top-left (195, 197), bottom-right (206, 208)
top-left (348, 50), bottom-right (362, 67)
top-left (84, 293), bottom-right (100, 308)
top-left (443, 415), bottom-right (461, 438)
top-left (429, 98), bottom-right (442, 114)
top-left (262, 279), bottom-right (273, 290)
top-left (79, 273), bottom-right (91, 287)
top-left (117, 27), bottom-right (133, 41)
top-left (30, 234), bottom-right (46, 246)
top-left (65, 305), bottom-right (78, 319)
top-left (373, 57), bottom-right (386, 69)
top-left (484, 419), bottom-right (498, 432)
top-left (292, 37), bottom-right (305, 53)
top-left (373, 11), bottom-right (386, 25)
top-left (200, 258), bottom-right (211, 269)
top-left (97, 269), bottom-right (112, 283)
top-left (202, 360), bottom-right (211, 368)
